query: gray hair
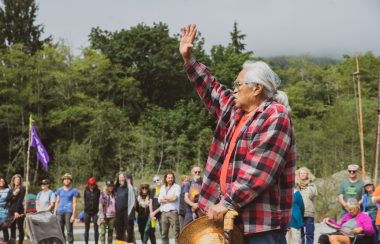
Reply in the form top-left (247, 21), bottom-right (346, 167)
top-left (346, 198), bottom-right (360, 210)
top-left (243, 60), bottom-right (291, 111)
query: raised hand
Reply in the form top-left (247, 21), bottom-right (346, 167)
top-left (179, 24), bottom-right (198, 63)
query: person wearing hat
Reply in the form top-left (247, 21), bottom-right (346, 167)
top-left (338, 164), bottom-right (364, 216)
top-left (180, 25), bottom-right (295, 242)
top-left (360, 179), bottom-right (378, 243)
top-left (84, 177), bottom-right (100, 244)
top-left (99, 179), bottom-right (116, 244)
top-left (54, 173), bottom-right (79, 244)
top-left (36, 179), bottom-right (56, 212)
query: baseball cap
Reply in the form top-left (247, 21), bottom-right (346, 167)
top-left (87, 177), bottom-right (96, 185)
top-left (105, 179), bottom-right (114, 186)
top-left (364, 179), bottom-right (374, 187)
top-left (41, 179), bottom-right (50, 185)
top-left (347, 164), bottom-right (359, 171)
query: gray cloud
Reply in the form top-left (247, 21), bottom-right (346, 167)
top-left (37, 0), bottom-right (380, 58)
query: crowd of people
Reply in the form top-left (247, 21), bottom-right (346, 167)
top-left (0, 166), bottom-right (204, 244)
top-left (287, 163), bottom-right (380, 244)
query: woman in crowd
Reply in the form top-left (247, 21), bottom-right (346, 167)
top-left (99, 179), bottom-right (116, 244)
top-left (0, 176), bottom-right (11, 242)
top-left (360, 179), bottom-right (378, 243)
top-left (114, 172), bottom-right (135, 242)
top-left (137, 183), bottom-right (156, 244)
top-left (296, 166), bottom-right (317, 244)
top-left (318, 198), bottom-right (374, 244)
top-left (84, 177), bottom-right (100, 244)
top-left (8, 174), bottom-right (26, 244)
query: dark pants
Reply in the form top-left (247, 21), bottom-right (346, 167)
top-left (10, 215), bottom-right (25, 244)
top-left (301, 217), bottom-right (315, 244)
top-left (142, 218), bottom-right (157, 244)
top-left (183, 212), bottom-right (193, 228)
top-left (127, 216), bottom-right (135, 243)
top-left (115, 209), bottom-right (128, 241)
top-left (138, 216), bottom-right (148, 241)
top-left (2, 227), bottom-right (9, 242)
top-left (84, 212), bottom-right (99, 244)
top-left (57, 213), bottom-right (74, 244)
top-left (244, 229), bottom-right (287, 244)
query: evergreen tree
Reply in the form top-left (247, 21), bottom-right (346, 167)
top-left (0, 0), bottom-right (51, 53)
top-left (230, 21), bottom-right (246, 54)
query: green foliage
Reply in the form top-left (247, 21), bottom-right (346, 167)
top-left (0, 0), bottom-right (51, 53)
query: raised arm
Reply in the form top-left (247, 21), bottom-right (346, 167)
top-left (180, 24), bottom-right (235, 120)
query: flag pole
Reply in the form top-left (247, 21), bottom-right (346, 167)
top-left (24, 114), bottom-right (33, 212)
top-left (354, 55), bottom-right (366, 180)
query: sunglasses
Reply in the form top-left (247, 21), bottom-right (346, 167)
top-left (348, 170), bottom-right (357, 174)
top-left (194, 171), bottom-right (201, 174)
top-left (153, 179), bottom-right (160, 183)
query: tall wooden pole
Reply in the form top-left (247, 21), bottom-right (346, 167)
top-left (24, 114), bottom-right (33, 212)
top-left (375, 73), bottom-right (380, 184)
top-left (355, 56), bottom-right (366, 180)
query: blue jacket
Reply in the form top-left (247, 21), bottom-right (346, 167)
top-left (289, 190), bottom-right (305, 229)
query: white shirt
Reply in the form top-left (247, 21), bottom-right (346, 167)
top-left (158, 183), bottom-right (181, 212)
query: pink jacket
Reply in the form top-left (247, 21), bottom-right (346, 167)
top-left (329, 212), bottom-right (374, 236)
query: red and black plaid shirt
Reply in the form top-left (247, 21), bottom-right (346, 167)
top-left (185, 58), bottom-right (296, 235)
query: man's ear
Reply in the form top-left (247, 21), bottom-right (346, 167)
top-left (253, 84), bottom-right (264, 96)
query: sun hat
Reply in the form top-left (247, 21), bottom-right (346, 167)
top-left (347, 164), bottom-right (359, 171)
top-left (62, 173), bottom-right (73, 180)
top-left (178, 215), bottom-right (243, 244)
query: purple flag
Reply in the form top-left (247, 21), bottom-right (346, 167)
top-left (31, 126), bottom-right (50, 171)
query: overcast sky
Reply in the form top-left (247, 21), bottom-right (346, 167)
top-left (37, 0), bottom-right (380, 58)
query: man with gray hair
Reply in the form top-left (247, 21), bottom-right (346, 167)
top-left (179, 24), bottom-right (295, 243)
top-left (338, 164), bottom-right (364, 216)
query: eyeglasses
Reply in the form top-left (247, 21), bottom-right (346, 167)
top-left (194, 171), bottom-right (201, 174)
top-left (233, 80), bottom-right (251, 90)
top-left (348, 170), bottom-right (357, 174)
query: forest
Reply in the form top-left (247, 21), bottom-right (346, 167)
top-left (1, 0), bottom-right (380, 188)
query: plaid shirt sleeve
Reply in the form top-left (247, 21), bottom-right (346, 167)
top-left (220, 111), bottom-right (294, 209)
top-left (185, 57), bottom-right (235, 120)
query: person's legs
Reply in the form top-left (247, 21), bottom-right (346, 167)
top-left (16, 216), bottom-right (25, 244)
top-left (10, 218), bottom-right (16, 241)
top-left (100, 220), bottom-right (106, 244)
top-left (178, 214), bottom-right (184, 231)
top-left (329, 234), bottom-right (350, 244)
top-left (173, 213), bottom-right (180, 243)
top-left (183, 212), bottom-right (193, 228)
top-left (84, 212), bottom-right (91, 244)
top-left (143, 218), bottom-right (151, 244)
top-left (65, 213), bottom-right (74, 244)
top-left (115, 211), bottom-right (127, 241)
top-left (2, 227), bottom-right (9, 242)
top-left (93, 214), bottom-right (99, 244)
top-left (304, 217), bottom-right (315, 244)
top-left (244, 229), bottom-right (287, 244)
top-left (57, 213), bottom-right (66, 241)
top-left (161, 212), bottom-right (170, 244)
top-left (126, 216), bottom-right (135, 243)
top-left (107, 218), bottom-right (115, 244)
top-left (138, 217), bottom-right (146, 241)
